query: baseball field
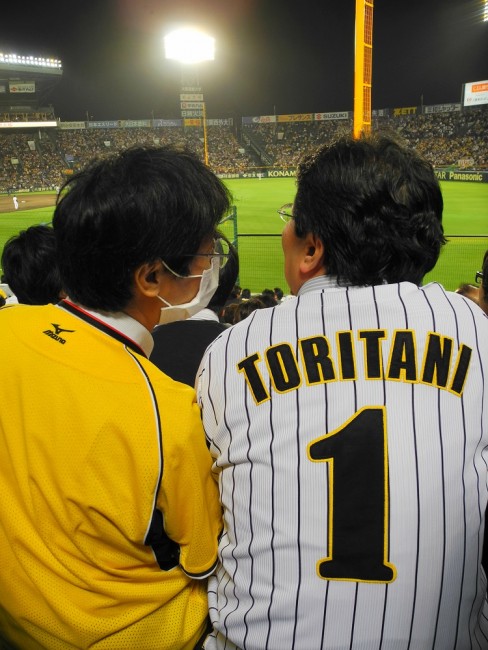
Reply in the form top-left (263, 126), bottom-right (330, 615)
top-left (0, 179), bottom-right (487, 293)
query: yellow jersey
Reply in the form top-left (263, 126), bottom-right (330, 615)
top-left (0, 302), bottom-right (221, 649)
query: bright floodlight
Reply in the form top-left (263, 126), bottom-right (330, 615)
top-left (164, 28), bottom-right (215, 64)
top-left (0, 52), bottom-right (62, 69)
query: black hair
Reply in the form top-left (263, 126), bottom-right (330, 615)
top-left (1, 224), bottom-right (63, 304)
top-left (257, 292), bottom-right (278, 307)
top-left (207, 236), bottom-right (239, 313)
top-left (221, 301), bottom-right (239, 325)
top-left (233, 297), bottom-right (266, 323)
top-left (294, 135), bottom-right (446, 286)
top-left (53, 145), bottom-right (232, 311)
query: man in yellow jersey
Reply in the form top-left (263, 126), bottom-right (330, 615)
top-left (0, 146), bottom-right (229, 650)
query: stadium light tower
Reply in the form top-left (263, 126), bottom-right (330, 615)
top-left (164, 28), bottom-right (215, 166)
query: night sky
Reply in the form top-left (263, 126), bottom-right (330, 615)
top-left (1, 0), bottom-right (487, 121)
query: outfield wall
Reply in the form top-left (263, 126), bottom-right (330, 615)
top-left (218, 169), bottom-right (488, 183)
top-left (434, 170), bottom-right (488, 183)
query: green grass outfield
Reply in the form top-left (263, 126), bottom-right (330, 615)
top-left (1, 180), bottom-right (487, 293)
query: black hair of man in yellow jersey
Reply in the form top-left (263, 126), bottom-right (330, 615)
top-left (53, 145), bottom-right (232, 312)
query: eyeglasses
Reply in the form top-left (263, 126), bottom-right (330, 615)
top-left (188, 237), bottom-right (230, 269)
top-left (277, 203), bottom-right (294, 223)
top-left (168, 238), bottom-right (230, 277)
top-left (475, 270), bottom-right (483, 284)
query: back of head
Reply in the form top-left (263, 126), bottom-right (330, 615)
top-left (53, 145), bottom-right (231, 311)
top-left (257, 291), bottom-right (278, 307)
top-left (1, 224), bottom-right (63, 305)
top-left (294, 135), bottom-right (445, 286)
top-left (233, 297), bottom-right (266, 323)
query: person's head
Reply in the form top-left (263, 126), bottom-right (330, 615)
top-left (207, 236), bottom-right (239, 315)
top-left (229, 285), bottom-right (241, 299)
top-left (257, 291), bottom-right (278, 307)
top-left (221, 301), bottom-right (239, 325)
top-left (53, 145), bottom-right (231, 327)
top-left (274, 287), bottom-right (284, 301)
top-left (283, 135), bottom-right (445, 294)
top-left (233, 297), bottom-right (266, 324)
top-left (240, 288), bottom-right (251, 300)
top-left (1, 224), bottom-right (64, 305)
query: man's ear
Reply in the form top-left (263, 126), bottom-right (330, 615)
top-left (299, 233), bottom-right (325, 276)
top-left (133, 261), bottom-right (163, 298)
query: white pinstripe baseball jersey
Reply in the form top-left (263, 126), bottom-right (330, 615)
top-left (197, 277), bottom-right (488, 650)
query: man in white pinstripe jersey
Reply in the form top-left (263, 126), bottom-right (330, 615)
top-left (197, 136), bottom-right (488, 650)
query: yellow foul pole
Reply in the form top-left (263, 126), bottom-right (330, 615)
top-left (353, 0), bottom-right (374, 139)
top-left (203, 101), bottom-right (209, 166)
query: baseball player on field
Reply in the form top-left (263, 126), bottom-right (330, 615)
top-left (197, 136), bottom-right (488, 650)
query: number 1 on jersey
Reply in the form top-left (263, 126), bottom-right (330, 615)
top-left (308, 407), bottom-right (397, 583)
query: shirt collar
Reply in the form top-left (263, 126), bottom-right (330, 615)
top-left (188, 307), bottom-right (219, 322)
top-left (297, 275), bottom-right (344, 296)
top-left (297, 275), bottom-right (392, 297)
top-left (58, 299), bottom-right (154, 357)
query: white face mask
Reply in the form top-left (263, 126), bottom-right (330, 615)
top-left (157, 255), bottom-right (220, 325)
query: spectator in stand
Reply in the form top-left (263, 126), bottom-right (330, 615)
top-left (258, 288), bottom-right (278, 307)
top-left (0, 145), bottom-right (227, 650)
top-left (1, 224), bottom-right (64, 305)
top-left (150, 235), bottom-right (239, 387)
top-left (221, 301), bottom-right (239, 325)
top-left (240, 288), bottom-right (251, 300)
top-left (232, 296), bottom-right (267, 323)
top-left (229, 284), bottom-right (241, 301)
top-left (274, 287), bottom-right (284, 302)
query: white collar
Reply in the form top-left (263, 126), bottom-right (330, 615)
top-left (61, 299), bottom-right (154, 357)
top-left (188, 307), bottom-right (220, 322)
top-left (297, 275), bottom-right (344, 295)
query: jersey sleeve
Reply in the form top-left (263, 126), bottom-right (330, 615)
top-left (157, 386), bottom-right (222, 578)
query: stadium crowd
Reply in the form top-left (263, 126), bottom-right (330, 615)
top-left (244, 106), bottom-right (488, 170)
top-left (0, 136), bottom-right (487, 650)
top-left (0, 106), bottom-right (486, 192)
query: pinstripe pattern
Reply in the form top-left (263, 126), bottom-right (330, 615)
top-left (198, 279), bottom-right (488, 650)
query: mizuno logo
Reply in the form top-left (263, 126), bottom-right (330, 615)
top-left (43, 323), bottom-right (75, 345)
top-left (51, 323), bottom-right (75, 335)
